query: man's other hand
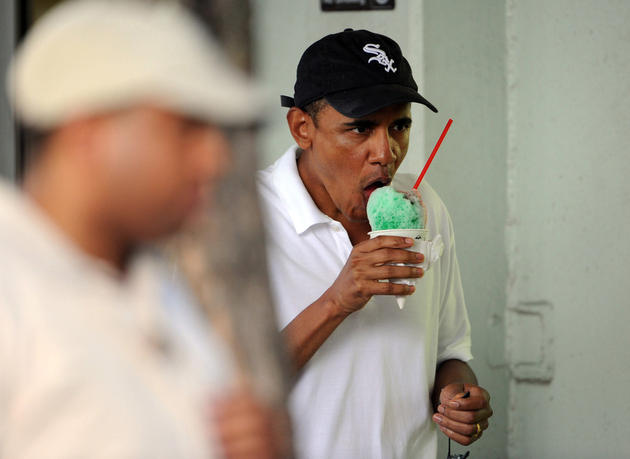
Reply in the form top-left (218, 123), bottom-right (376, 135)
top-left (210, 388), bottom-right (291, 458)
top-left (432, 383), bottom-right (493, 446)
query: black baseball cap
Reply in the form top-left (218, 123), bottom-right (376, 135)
top-left (280, 28), bottom-right (437, 118)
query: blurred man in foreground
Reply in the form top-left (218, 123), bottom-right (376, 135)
top-left (0, 1), bottom-right (282, 457)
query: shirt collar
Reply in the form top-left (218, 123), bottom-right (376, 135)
top-left (272, 145), bottom-right (332, 235)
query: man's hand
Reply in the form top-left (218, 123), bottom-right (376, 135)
top-left (282, 235), bottom-right (424, 370)
top-left (325, 235), bottom-right (424, 316)
top-left (432, 383), bottom-right (493, 446)
top-left (210, 388), bottom-right (291, 459)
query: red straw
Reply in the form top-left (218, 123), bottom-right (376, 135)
top-left (413, 118), bottom-right (453, 190)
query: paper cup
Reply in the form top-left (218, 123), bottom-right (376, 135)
top-left (368, 228), bottom-right (430, 309)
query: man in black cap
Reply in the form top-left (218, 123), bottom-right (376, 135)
top-left (257, 29), bottom-right (492, 458)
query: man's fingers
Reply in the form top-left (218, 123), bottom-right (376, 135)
top-left (211, 401), bottom-right (280, 459)
top-left (365, 265), bottom-right (423, 281)
top-left (213, 395), bottom-right (264, 422)
top-left (437, 403), bottom-right (493, 424)
top-left (439, 386), bottom-right (466, 405)
top-left (444, 394), bottom-right (488, 411)
top-left (368, 247), bottom-right (424, 266)
top-left (437, 424), bottom-right (483, 446)
top-left (210, 392), bottom-right (275, 450)
top-left (220, 434), bottom-right (274, 459)
top-left (369, 279), bottom-right (416, 296)
top-left (214, 410), bottom-right (269, 441)
top-left (432, 413), bottom-right (489, 438)
top-left (465, 384), bottom-right (491, 402)
top-left (358, 236), bottom-right (415, 253)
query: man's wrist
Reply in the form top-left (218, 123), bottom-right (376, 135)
top-left (322, 292), bottom-right (351, 322)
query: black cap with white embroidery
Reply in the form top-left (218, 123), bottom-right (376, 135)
top-left (281, 28), bottom-right (437, 117)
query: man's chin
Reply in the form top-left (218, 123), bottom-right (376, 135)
top-left (176, 207), bottom-right (208, 232)
top-left (345, 207), bottom-right (369, 223)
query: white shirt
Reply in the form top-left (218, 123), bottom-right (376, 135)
top-left (257, 146), bottom-right (472, 459)
top-left (0, 182), bottom-right (233, 459)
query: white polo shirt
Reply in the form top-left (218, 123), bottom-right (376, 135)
top-left (0, 182), bottom-right (233, 459)
top-left (257, 146), bottom-right (472, 459)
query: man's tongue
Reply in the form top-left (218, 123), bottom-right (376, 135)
top-left (364, 182), bottom-right (384, 199)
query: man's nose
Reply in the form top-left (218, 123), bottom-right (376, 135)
top-left (369, 128), bottom-right (397, 166)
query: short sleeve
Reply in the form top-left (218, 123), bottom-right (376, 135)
top-left (435, 204), bottom-right (473, 365)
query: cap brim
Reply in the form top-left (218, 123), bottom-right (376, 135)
top-left (324, 84), bottom-right (438, 118)
top-left (159, 63), bottom-right (265, 127)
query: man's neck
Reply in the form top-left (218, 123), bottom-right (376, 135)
top-left (296, 149), bottom-right (370, 246)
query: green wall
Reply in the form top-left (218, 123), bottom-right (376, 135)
top-left (423, 1), bottom-right (509, 457)
top-left (506, 0), bottom-right (630, 456)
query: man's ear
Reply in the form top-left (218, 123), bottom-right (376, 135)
top-left (286, 107), bottom-right (314, 150)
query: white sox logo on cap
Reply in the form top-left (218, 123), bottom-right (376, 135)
top-left (281, 29), bottom-right (438, 116)
top-left (362, 43), bottom-right (397, 73)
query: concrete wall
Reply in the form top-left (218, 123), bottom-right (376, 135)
top-left (423, 1), bottom-right (509, 457)
top-left (424, 1), bottom-right (630, 456)
top-left (0, 0), bottom-right (16, 180)
top-left (506, 0), bottom-right (630, 456)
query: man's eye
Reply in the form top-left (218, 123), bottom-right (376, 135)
top-left (392, 123), bottom-right (410, 132)
top-left (351, 126), bottom-right (368, 134)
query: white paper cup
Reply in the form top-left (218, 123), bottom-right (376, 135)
top-left (368, 228), bottom-right (430, 309)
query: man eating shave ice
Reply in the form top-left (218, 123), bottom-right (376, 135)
top-left (257, 29), bottom-right (493, 458)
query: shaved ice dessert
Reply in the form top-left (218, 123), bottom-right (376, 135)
top-left (367, 186), bottom-right (424, 231)
top-left (367, 186), bottom-right (427, 309)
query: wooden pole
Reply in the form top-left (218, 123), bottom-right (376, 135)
top-left (170, 0), bottom-right (293, 408)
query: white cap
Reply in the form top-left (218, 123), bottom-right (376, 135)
top-left (7, 0), bottom-right (264, 128)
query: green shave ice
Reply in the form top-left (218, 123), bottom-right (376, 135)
top-left (367, 186), bottom-right (424, 231)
